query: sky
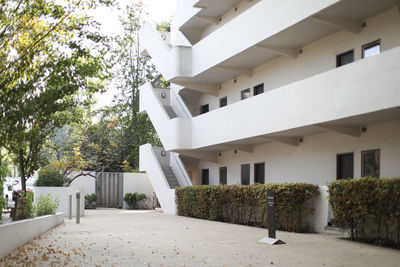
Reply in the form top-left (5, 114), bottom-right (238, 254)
top-left (94, 0), bottom-right (176, 108)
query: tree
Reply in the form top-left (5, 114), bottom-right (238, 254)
top-left (41, 109), bottom-right (120, 185)
top-left (0, 0), bottom-right (112, 191)
top-left (109, 2), bottom-right (161, 170)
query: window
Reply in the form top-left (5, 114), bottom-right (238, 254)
top-left (200, 104), bottom-right (209, 114)
top-left (361, 149), bottom-right (380, 177)
top-left (253, 84), bottom-right (264, 96)
top-left (336, 50), bottom-right (354, 67)
top-left (254, 162), bottom-right (265, 184)
top-left (362, 40), bottom-right (380, 58)
top-left (219, 96), bottom-right (227, 108)
top-left (219, 167), bottom-right (227, 185)
top-left (241, 164), bottom-right (250, 185)
top-left (337, 153), bottom-right (354, 180)
top-left (201, 169), bottom-right (209, 185)
top-left (241, 88), bottom-right (251, 100)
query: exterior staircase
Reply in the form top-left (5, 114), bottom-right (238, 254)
top-left (163, 105), bottom-right (177, 119)
top-left (139, 144), bottom-right (193, 214)
top-left (161, 166), bottom-right (179, 188)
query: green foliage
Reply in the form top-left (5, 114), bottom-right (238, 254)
top-left (20, 192), bottom-right (34, 220)
top-left (176, 183), bottom-right (319, 233)
top-left (160, 77), bottom-right (170, 89)
top-left (85, 193), bottom-right (98, 209)
top-left (124, 192), bottom-right (147, 209)
top-left (0, 0), bottom-right (113, 191)
top-left (35, 166), bottom-right (66, 187)
top-left (156, 21), bottom-right (171, 32)
top-left (328, 177), bottom-right (400, 247)
top-left (108, 3), bottom-right (161, 171)
top-left (35, 194), bottom-right (60, 217)
top-left (0, 179), bottom-right (6, 220)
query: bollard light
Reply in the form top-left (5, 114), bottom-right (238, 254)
top-left (76, 191), bottom-right (80, 224)
top-left (68, 194), bottom-right (72, 220)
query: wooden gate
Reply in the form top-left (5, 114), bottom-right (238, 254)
top-left (96, 172), bottom-right (123, 208)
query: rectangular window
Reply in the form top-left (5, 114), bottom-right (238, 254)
top-left (241, 164), bottom-right (250, 185)
top-left (336, 153), bottom-right (354, 180)
top-left (361, 149), bottom-right (380, 177)
top-left (200, 104), bottom-right (209, 114)
top-left (241, 88), bottom-right (251, 100)
top-left (219, 167), bottom-right (227, 185)
top-left (254, 162), bottom-right (265, 184)
top-left (201, 169), bottom-right (209, 185)
top-left (362, 40), bottom-right (380, 58)
top-left (253, 84), bottom-right (264, 96)
top-left (219, 96), bottom-right (227, 108)
top-left (336, 50), bottom-right (354, 67)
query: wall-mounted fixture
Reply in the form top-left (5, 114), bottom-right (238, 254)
top-left (218, 152), bottom-right (222, 156)
top-left (161, 150), bottom-right (167, 156)
top-left (218, 85), bottom-right (222, 89)
top-left (361, 126), bottom-right (368, 132)
top-left (298, 137), bottom-right (304, 143)
top-left (361, 22), bottom-right (367, 28)
top-left (234, 78), bottom-right (237, 83)
top-left (161, 91), bottom-right (167, 99)
top-left (298, 48), bottom-right (303, 54)
top-left (234, 150), bottom-right (238, 154)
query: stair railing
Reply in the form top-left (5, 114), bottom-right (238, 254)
top-left (170, 152), bottom-right (193, 187)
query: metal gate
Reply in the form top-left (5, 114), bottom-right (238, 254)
top-left (96, 172), bottom-right (123, 208)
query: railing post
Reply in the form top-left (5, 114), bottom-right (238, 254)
top-left (68, 194), bottom-right (72, 220)
top-left (76, 191), bottom-right (80, 224)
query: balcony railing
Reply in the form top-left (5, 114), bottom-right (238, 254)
top-left (140, 47), bottom-right (400, 151)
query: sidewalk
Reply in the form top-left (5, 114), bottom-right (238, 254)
top-left (1, 209), bottom-right (399, 266)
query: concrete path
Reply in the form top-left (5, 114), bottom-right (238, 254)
top-left (1, 209), bottom-right (399, 267)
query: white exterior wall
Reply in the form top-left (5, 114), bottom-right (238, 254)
top-left (33, 187), bottom-right (85, 217)
top-left (197, 120), bottom-right (400, 186)
top-left (198, 7), bottom-right (400, 111)
top-left (70, 174), bottom-right (96, 196)
top-left (0, 213), bottom-right (64, 259)
top-left (122, 173), bottom-right (154, 209)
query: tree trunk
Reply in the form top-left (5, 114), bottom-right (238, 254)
top-left (18, 149), bottom-right (26, 192)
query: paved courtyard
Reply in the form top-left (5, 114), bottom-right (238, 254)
top-left (1, 209), bottom-right (400, 267)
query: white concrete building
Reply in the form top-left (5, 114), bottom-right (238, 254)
top-left (139, 0), bottom-right (400, 230)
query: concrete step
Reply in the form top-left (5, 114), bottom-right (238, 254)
top-left (163, 105), bottom-right (177, 119)
top-left (161, 166), bottom-right (180, 189)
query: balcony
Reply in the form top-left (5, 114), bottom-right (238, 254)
top-left (141, 0), bottom-right (398, 95)
top-left (140, 47), bottom-right (400, 153)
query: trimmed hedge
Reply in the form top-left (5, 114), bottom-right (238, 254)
top-left (176, 183), bottom-right (319, 232)
top-left (329, 177), bottom-right (400, 247)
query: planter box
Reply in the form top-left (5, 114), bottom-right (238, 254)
top-left (0, 212), bottom-right (64, 259)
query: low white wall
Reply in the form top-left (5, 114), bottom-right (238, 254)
top-left (122, 173), bottom-right (154, 209)
top-left (34, 187), bottom-right (84, 218)
top-left (0, 212), bottom-right (64, 259)
top-left (70, 173), bottom-right (96, 196)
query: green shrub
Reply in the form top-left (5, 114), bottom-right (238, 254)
top-left (329, 177), bottom-right (400, 247)
top-left (124, 192), bottom-right (147, 209)
top-left (85, 194), bottom-right (98, 209)
top-left (0, 178), bottom-right (7, 220)
top-left (20, 191), bottom-right (34, 219)
top-left (176, 183), bottom-right (319, 233)
top-left (35, 166), bottom-right (66, 187)
top-left (35, 193), bottom-right (60, 216)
